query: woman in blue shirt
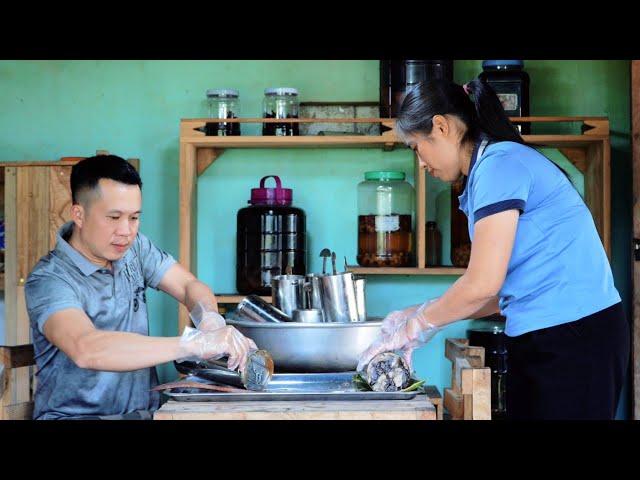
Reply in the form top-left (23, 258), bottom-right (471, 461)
top-left (358, 79), bottom-right (630, 420)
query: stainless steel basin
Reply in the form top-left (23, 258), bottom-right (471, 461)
top-left (226, 318), bottom-right (382, 372)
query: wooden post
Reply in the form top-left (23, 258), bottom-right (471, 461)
top-left (414, 152), bottom-right (426, 268)
top-left (179, 143), bottom-right (198, 333)
top-left (631, 60), bottom-right (640, 420)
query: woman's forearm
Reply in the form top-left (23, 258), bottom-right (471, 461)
top-left (468, 296), bottom-right (501, 319)
top-left (417, 274), bottom-right (499, 329)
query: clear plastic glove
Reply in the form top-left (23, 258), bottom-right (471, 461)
top-left (178, 325), bottom-right (258, 372)
top-left (180, 300), bottom-right (259, 372)
top-left (357, 299), bottom-right (441, 372)
top-left (189, 300), bottom-right (226, 333)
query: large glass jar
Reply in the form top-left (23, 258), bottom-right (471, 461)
top-left (262, 87), bottom-right (299, 136)
top-left (206, 88), bottom-right (241, 136)
top-left (357, 171), bottom-right (415, 267)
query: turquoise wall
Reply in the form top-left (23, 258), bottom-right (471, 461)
top-left (0, 60), bottom-right (631, 417)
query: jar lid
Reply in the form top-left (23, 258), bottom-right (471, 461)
top-left (264, 87), bottom-right (299, 96)
top-left (206, 88), bottom-right (239, 98)
top-left (482, 60), bottom-right (524, 68)
top-left (249, 175), bottom-right (293, 205)
top-left (364, 171), bottom-right (406, 181)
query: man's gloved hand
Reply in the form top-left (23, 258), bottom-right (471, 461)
top-left (178, 325), bottom-right (258, 372)
top-left (357, 299), bottom-right (441, 372)
top-left (180, 300), bottom-right (258, 372)
top-left (189, 301), bottom-right (226, 333)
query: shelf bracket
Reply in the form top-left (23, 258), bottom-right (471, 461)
top-left (197, 148), bottom-right (223, 176)
top-left (581, 119), bottom-right (609, 136)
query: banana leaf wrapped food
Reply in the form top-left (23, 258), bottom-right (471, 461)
top-left (355, 352), bottom-right (424, 392)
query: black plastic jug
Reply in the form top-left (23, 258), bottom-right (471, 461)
top-left (236, 175), bottom-right (306, 295)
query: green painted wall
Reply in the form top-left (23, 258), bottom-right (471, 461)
top-left (0, 60), bottom-right (631, 417)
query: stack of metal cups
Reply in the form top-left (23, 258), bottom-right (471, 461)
top-left (271, 272), bottom-right (367, 323)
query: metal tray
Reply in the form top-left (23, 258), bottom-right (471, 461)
top-left (162, 373), bottom-right (423, 402)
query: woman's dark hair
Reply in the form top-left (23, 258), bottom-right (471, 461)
top-left (396, 78), bottom-right (523, 146)
top-left (71, 155), bottom-right (142, 205)
top-left (396, 78), bottom-right (572, 180)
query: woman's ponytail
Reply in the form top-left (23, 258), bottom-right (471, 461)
top-left (463, 79), bottom-right (524, 144)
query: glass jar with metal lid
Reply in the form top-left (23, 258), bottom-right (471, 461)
top-left (357, 171), bottom-right (415, 267)
top-left (206, 88), bottom-right (241, 136)
top-left (262, 87), bottom-right (300, 136)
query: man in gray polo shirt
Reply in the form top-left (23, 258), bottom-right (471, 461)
top-left (25, 155), bottom-right (257, 420)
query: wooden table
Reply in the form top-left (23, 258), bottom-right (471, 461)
top-left (154, 387), bottom-right (442, 420)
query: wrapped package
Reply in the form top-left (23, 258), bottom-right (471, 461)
top-left (365, 352), bottom-right (411, 392)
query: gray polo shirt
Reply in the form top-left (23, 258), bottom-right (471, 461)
top-left (25, 221), bottom-right (177, 420)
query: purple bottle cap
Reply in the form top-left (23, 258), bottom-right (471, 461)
top-left (249, 175), bottom-right (292, 205)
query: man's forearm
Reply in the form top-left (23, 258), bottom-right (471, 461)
top-left (76, 330), bottom-right (184, 372)
top-left (184, 279), bottom-right (218, 312)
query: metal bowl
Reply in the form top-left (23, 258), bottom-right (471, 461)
top-left (226, 318), bottom-right (382, 372)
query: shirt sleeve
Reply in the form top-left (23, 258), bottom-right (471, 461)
top-left (134, 232), bottom-right (177, 290)
top-left (25, 270), bottom-right (84, 335)
top-left (470, 150), bottom-right (533, 223)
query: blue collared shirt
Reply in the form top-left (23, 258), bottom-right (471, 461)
top-left (458, 139), bottom-right (621, 336)
top-left (25, 222), bottom-right (176, 419)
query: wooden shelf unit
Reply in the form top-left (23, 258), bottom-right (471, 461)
top-left (179, 116), bottom-right (611, 332)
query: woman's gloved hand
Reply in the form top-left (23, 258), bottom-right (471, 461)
top-left (357, 299), bottom-right (441, 372)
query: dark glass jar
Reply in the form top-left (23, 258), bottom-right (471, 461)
top-left (468, 318), bottom-right (508, 419)
top-left (379, 60), bottom-right (453, 119)
top-left (425, 221), bottom-right (442, 267)
top-left (478, 60), bottom-right (530, 134)
top-left (450, 179), bottom-right (471, 267)
top-left (262, 87), bottom-right (300, 136)
top-left (236, 176), bottom-right (306, 295)
top-left (206, 88), bottom-right (241, 136)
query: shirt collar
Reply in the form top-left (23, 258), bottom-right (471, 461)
top-left (55, 221), bottom-right (130, 276)
top-left (460, 135), bottom-right (491, 197)
top-left (468, 134), bottom-right (491, 177)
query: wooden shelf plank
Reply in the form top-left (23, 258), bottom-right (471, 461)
top-left (347, 266), bottom-right (466, 276)
top-left (180, 134), bottom-right (606, 150)
top-left (0, 272), bottom-right (4, 291)
top-left (216, 294), bottom-right (271, 304)
top-left (182, 116), bottom-right (608, 123)
top-left (182, 136), bottom-right (399, 148)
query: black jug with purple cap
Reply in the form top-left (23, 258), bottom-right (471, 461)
top-left (236, 175), bottom-right (307, 295)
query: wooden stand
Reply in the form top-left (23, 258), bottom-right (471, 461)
top-left (178, 117), bottom-right (611, 331)
top-left (154, 388), bottom-right (441, 420)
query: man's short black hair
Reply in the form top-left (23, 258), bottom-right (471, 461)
top-left (71, 155), bottom-right (142, 205)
